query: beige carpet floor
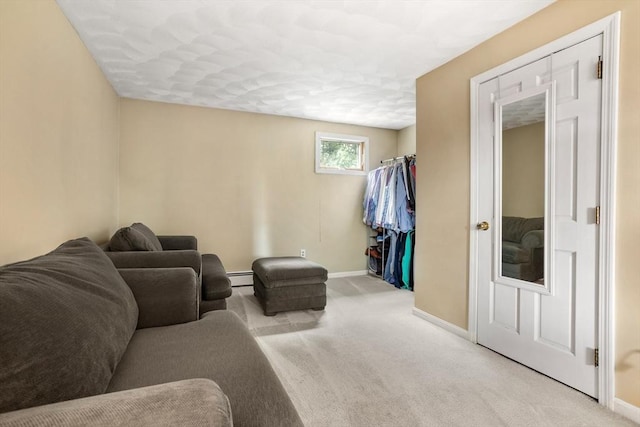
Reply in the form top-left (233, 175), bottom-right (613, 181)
top-left (227, 275), bottom-right (634, 426)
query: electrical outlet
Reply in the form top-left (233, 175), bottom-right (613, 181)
top-left (300, 249), bottom-right (306, 258)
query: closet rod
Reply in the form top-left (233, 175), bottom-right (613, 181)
top-left (380, 154), bottom-right (416, 164)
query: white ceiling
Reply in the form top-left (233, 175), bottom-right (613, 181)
top-left (56, 0), bottom-right (554, 130)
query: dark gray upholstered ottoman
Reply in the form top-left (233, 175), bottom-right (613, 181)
top-left (252, 257), bottom-right (328, 316)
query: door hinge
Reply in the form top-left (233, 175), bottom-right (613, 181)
top-left (597, 56), bottom-right (603, 79)
top-left (594, 348), bottom-right (599, 367)
top-left (595, 206), bottom-right (601, 225)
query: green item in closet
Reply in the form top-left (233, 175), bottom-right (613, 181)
top-left (401, 231), bottom-right (413, 289)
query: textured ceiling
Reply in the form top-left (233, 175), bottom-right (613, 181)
top-left (56, 0), bottom-right (554, 130)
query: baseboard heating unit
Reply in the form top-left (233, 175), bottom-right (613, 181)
top-left (227, 271), bottom-right (253, 287)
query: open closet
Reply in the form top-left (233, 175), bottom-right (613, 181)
top-left (363, 155), bottom-right (416, 290)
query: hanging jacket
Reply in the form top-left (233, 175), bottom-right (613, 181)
top-left (395, 163), bottom-right (415, 233)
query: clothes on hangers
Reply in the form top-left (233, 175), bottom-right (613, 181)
top-left (401, 230), bottom-right (414, 290)
top-left (383, 230), bottom-right (398, 285)
top-left (363, 156), bottom-right (416, 288)
top-left (395, 163), bottom-right (414, 233)
top-left (363, 156), bottom-right (416, 231)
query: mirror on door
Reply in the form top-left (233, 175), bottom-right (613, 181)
top-left (496, 89), bottom-right (549, 288)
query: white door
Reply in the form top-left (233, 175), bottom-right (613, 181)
top-left (476, 35), bottom-right (602, 397)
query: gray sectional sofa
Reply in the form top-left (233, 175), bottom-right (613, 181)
top-left (0, 238), bottom-right (303, 426)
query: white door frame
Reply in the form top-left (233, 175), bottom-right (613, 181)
top-left (469, 12), bottom-right (620, 408)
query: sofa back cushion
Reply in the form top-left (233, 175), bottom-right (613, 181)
top-left (108, 223), bottom-right (163, 252)
top-left (0, 238), bottom-right (139, 413)
top-left (502, 216), bottom-right (544, 243)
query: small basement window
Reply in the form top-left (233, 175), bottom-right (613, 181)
top-left (315, 132), bottom-right (369, 176)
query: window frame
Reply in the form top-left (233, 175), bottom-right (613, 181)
top-left (314, 132), bottom-right (369, 176)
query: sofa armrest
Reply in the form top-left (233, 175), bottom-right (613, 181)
top-left (119, 268), bottom-right (199, 329)
top-left (521, 230), bottom-right (544, 249)
top-left (202, 254), bottom-right (232, 301)
top-left (105, 250), bottom-right (201, 275)
top-left (157, 235), bottom-right (198, 251)
top-left (0, 379), bottom-right (232, 427)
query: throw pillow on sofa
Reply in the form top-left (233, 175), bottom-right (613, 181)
top-left (131, 223), bottom-right (163, 251)
top-left (0, 238), bottom-right (139, 413)
top-left (108, 223), bottom-right (163, 252)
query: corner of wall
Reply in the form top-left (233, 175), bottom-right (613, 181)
top-left (397, 124), bottom-right (417, 156)
top-left (115, 97), bottom-right (122, 232)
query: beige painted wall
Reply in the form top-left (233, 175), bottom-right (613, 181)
top-left (502, 122), bottom-right (545, 218)
top-left (119, 99), bottom-right (397, 273)
top-left (398, 124), bottom-right (416, 156)
top-left (415, 0), bottom-right (639, 405)
top-left (0, 0), bottom-right (120, 265)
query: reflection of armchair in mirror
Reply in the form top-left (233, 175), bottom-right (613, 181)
top-left (501, 216), bottom-right (544, 283)
top-left (499, 91), bottom-right (547, 287)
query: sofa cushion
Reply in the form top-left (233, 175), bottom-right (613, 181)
top-left (0, 238), bottom-right (139, 413)
top-left (109, 226), bottom-right (159, 252)
top-left (107, 311), bottom-right (303, 427)
top-left (502, 241), bottom-right (531, 264)
top-left (131, 223), bottom-right (163, 251)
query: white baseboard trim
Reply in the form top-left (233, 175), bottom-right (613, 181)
top-left (614, 398), bottom-right (640, 424)
top-left (228, 271), bottom-right (253, 287)
top-left (412, 307), bottom-right (470, 341)
top-left (228, 270), bottom-right (368, 286)
top-left (328, 270), bottom-right (368, 278)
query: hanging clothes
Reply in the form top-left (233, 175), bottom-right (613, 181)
top-left (401, 231), bottom-right (414, 290)
top-left (394, 232), bottom-right (407, 288)
top-left (383, 230), bottom-right (398, 285)
top-left (363, 156), bottom-right (416, 288)
top-left (363, 168), bottom-right (382, 226)
top-left (395, 163), bottom-right (414, 233)
top-left (405, 156), bottom-right (416, 211)
top-left (363, 157), bottom-right (415, 231)
top-left (382, 165), bottom-right (398, 230)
